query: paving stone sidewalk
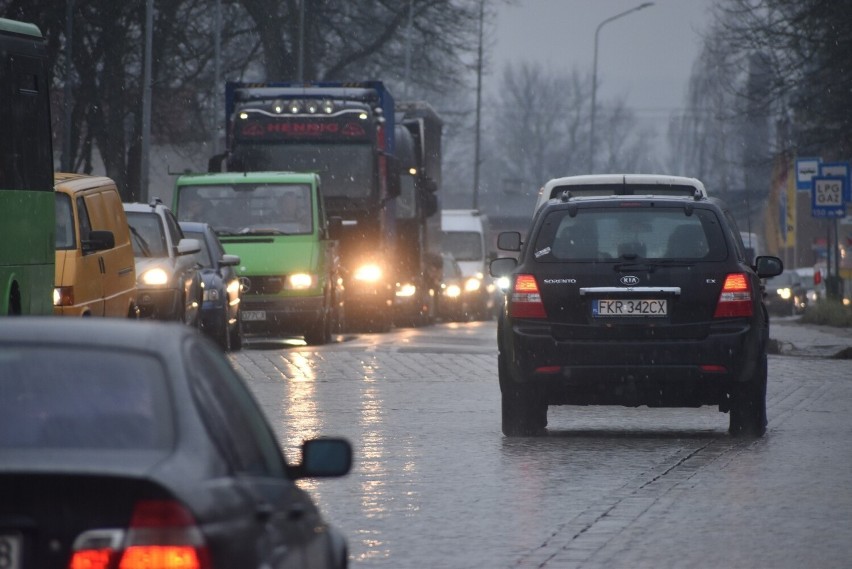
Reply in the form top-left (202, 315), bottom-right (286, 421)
top-left (769, 316), bottom-right (852, 359)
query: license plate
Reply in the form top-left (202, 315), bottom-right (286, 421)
top-left (0, 533), bottom-right (22, 569)
top-left (593, 299), bottom-right (667, 317)
top-left (241, 310), bottom-right (267, 321)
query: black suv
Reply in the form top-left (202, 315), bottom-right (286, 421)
top-left (491, 178), bottom-right (783, 437)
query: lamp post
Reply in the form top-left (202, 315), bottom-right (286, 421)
top-left (589, 2), bottom-right (653, 174)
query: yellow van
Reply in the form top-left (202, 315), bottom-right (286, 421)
top-left (53, 173), bottom-right (137, 317)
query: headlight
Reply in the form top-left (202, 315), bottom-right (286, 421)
top-left (396, 283), bottom-right (417, 297)
top-left (464, 277), bottom-right (482, 293)
top-left (496, 276), bottom-right (511, 292)
top-left (140, 267), bottom-right (169, 286)
top-left (445, 284), bottom-right (462, 298)
top-left (287, 273), bottom-right (315, 290)
top-left (777, 287), bottom-right (792, 300)
top-left (353, 264), bottom-right (382, 283)
top-left (226, 278), bottom-right (240, 297)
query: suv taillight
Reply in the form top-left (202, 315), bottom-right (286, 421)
top-left (68, 500), bottom-right (210, 569)
top-left (509, 274), bottom-right (547, 319)
top-left (713, 273), bottom-right (753, 318)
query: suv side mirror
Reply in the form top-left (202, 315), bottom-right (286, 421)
top-left (497, 231), bottom-right (522, 252)
top-left (755, 255), bottom-right (783, 279)
top-left (490, 257), bottom-right (517, 278)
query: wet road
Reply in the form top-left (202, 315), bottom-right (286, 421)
top-left (230, 321), bottom-right (852, 568)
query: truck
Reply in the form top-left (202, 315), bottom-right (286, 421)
top-left (172, 171), bottom-right (344, 345)
top-left (210, 81), bottom-right (441, 332)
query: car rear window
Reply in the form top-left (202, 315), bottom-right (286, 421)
top-left (533, 206), bottom-right (727, 262)
top-left (0, 347), bottom-right (174, 450)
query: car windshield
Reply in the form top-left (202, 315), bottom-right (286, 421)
top-left (125, 211), bottom-right (168, 257)
top-left (177, 183), bottom-right (314, 235)
top-left (0, 346), bottom-right (173, 449)
top-left (533, 207), bottom-right (726, 262)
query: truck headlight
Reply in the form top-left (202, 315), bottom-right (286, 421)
top-left (396, 283), bottom-right (417, 297)
top-left (354, 264), bottom-right (382, 283)
top-left (777, 287), bottom-right (792, 300)
top-left (140, 267), bottom-right (169, 286)
top-left (287, 273), bottom-right (315, 290)
top-left (464, 277), bottom-right (482, 293)
top-left (445, 284), bottom-right (462, 298)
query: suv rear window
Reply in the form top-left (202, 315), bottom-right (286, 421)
top-left (533, 206), bottom-right (727, 262)
top-left (0, 347), bottom-right (174, 449)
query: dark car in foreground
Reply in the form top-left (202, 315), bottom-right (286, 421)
top-left (180, 221), bottom-right (243, 351)
top-left (491, 176), bottom-right (783, 438)
top-left (0, 318), bottom-right (352, 569)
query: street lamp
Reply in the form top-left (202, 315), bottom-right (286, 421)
top-left (589, 2), bottom-right (653, 173)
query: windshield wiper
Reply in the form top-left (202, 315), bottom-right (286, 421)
top-left (128, 226), bottom-right (152, 257)
top-left (237, 227), bottom-right (291, 236)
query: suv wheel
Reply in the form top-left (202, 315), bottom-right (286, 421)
top-left (728, 353), bottom-right (768, 437)
top-left (499, 352), bottom-right (547, 436)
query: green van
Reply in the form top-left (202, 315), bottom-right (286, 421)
top-left (173, 172), bottom-right (342, 345)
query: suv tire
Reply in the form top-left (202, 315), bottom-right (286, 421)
top-left (728, 353), bottom-right (768, 437)
top-left (499, 352), bottom-right (547, 436)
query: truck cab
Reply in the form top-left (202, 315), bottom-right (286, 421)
top-left (173, 171), bottom-right (343, 345)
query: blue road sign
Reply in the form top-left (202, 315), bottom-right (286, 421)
top-left (811, 176), bottom-right (846, 218)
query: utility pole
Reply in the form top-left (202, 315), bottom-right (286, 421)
top-left (140, 0), bottom-right (153, 202)
top-left (589, 3), bottom-right (653, 173)
top-left (472, 0), bottom-right (484, 210)
top-left (62, 0), bottom-right (74, 172)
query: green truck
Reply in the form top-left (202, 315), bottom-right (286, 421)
top-left (173, 171), bottom-right (343, 345)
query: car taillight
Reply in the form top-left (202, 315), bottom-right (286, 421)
top-left (714, 273), bottom-right (753, 318)
top-left (509, 274), bottom-right (547, 319)
top-left (68, 500), bottom-right (210, 569)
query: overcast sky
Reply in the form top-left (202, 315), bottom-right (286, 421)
top-left (486, 0), bottom-right (716, 146)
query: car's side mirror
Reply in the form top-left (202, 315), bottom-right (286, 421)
top-left (177, 238), bottom-right (202, 256)
top-left (327, 216), bottom-right (343, 240)
top-left (497, 231), bottom-right (522, 252)
top-left (82, 230), bottom-right (115, 253)
top-left (422, 192), bottom-right (438, 218)
top-left (755, 255), bottom-right (783, 279)
top-left (219, 254), bottom-right (240, 267)
top-left (490, 257), bottom-right (517, 278)
top-left (293, 437), bottom-right (353, 479)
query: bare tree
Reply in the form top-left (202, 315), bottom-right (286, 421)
top-left (484, 61), bottom-right (658, 194)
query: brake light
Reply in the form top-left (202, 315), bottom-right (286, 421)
top-left (713, 273), bottom-right (753, 318)
top-left (67, 500), bottom-right (210, 569)
top-left (509, 274), bottom-right (547, 319)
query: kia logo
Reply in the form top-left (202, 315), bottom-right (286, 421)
top-left (620, 275), bottom-right (640, 286)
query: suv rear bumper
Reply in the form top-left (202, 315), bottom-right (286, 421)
top-left (504, 319), bottom-right (763, 407)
